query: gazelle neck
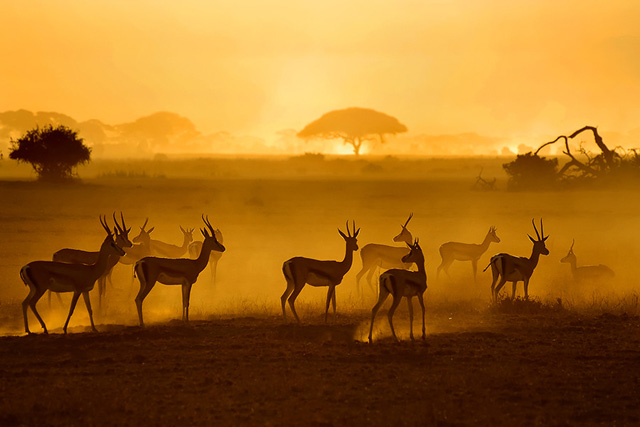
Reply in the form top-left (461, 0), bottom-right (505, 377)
top-left (91, 240), bottom-right (115, 279)
top-left (479, 232), bottom-right (493, 251)
top-left (529, 246), bottom-right (544, 269)
top-left (340, 244), bottom-right (355, 272)
top-left (195, 241), bottom-right (214, 271)
top-left (180, 234), bottom-right (191, 251)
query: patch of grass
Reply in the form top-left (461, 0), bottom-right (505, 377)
top-left (488, 296), bottom-right (565, 315)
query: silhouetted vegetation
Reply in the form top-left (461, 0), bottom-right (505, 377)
top-left (298, 107), bottom-right (408, 155)
top-left (505, 126), bottom-right (640, 190)
top-left (503, 152), bottom-right (558, 190)
top-left (9, 125), bottom-right (91, 181)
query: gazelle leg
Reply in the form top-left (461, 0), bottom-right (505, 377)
top-left (417, 293), bottom-right (426, 340)
top-left (22, 287), bottom-right (37, 334)
top-left (134, 264), bottom-right (155, 327)
top-left (511, 281), bottom-right (518, 299)
top-left (82, 291), bottom-right (97, 332)
top-left (63, 292), bottom-right (82, 334)
top-left (387, 295), bottom-right (403, 342)
top-left (332, 287), bottom-right (337, 315)
top-left (210, 260), bottom-right (218, 289)
top-left (324, 286), bottom-right (335, 323)
top-left (368, 287), bottom-right (389, 343)
top-left (287, 286), bottom-right (304, 324)
top-left (182, 281), bottom-right (193, 322)
top-left (28, 288), bottom-right (48, 334)
top-left (407, 296), bottom-right (414, 340)
top-left (494, 278), bottom-right (507, 302)
top-left (523, 279), bottom-right (529, 300)
top-left (355, 266), bottom-right (368, 298)
top-left (471, 259), bottom-right (478, 282)
top-left (280, 279), bottom-right (295, 320)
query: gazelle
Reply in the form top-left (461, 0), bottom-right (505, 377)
top-left (188, 228), bottom-right (224, 286)
top-left (117, 218), bottom-right (155, 284)
top-left (281, 221), bottom-right (360, 323)
top-left (437, 226), bottom-right (501, 281)
top-left (561, 239), bottom-right (614, 283)
top-left (150, 226), bottom-right (194, 258)
top-left (485, 219), bottom-right (549, 302)
top-left (134, 215), bottom-right (225, 327)
top-left (20, 216), bottom-right (125, 334)
top-left (52, 213), bottom-right (133, 306)
top-left (355, 214), bottom-right (414, 296)
top-left (368, 239), bottom-right (427, 343)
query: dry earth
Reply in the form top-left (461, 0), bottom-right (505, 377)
top-left (1, 309), bottom-right (639, 426)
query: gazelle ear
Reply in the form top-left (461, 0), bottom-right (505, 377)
top-left (528, 234), bottom-right (536, 243)
top-left (406, 242), bottom-right (412, 249)
top-left (147, 227), bottom-right (155, 234)
top-left (180, 226), bottom-right (185, 233)
top-left (201, 228), bottom-right (209, 238)
top-left (354, 228), bottom-right (360, 237)
top-left (543, 235), bottom-right (549, 242)
top-left (338, 229), bottom-right (347, 239)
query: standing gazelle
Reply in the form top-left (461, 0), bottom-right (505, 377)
top-left (560, 239), bottom-right (614, 283)
top-left (281, 221), bottom-right (360, 323)
top-left (355, 214), bottom-right (414, 296)
top-left (368, 239), bottom-right (427, 343)
top-left (134, 216), bottom-right (225, 327)
top-left (437, 226), bottom-right (500, 281)
top-left (20, 216), bottom-right (125, 334)
top-left (486, 219), bottom-right (549, 302)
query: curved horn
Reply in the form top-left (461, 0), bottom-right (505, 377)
top-left (202, 215), bottom-right (215, 236)
top-left (112, 212), bottom-right (124, 234)
top-left (570, 238), bottom-right (575, 251)
top-left (403, 213), bottom-right (413, 228)
top-left (531, 218), bottom-right (541, 240)
top-left (540, 218), bottom-right (545, 239)
top-left (100, 215), bottom-right (112, 236)
top-left (141, 218), bottom-right (149, 231)
top-left (344, 220), bottom-right (351, 238)
top-left (120, 212), bottom-right (130, 233)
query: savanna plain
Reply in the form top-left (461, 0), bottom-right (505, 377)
top-left (1, 156), bottom-right (640, 426)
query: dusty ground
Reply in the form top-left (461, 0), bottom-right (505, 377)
top-left (1, 308), bottom-right (639, 426)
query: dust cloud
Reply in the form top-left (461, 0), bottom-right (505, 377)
top-left (1, 156), bottom-right (638, 336)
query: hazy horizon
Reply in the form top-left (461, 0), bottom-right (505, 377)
top-left (2, 0), bottom-right (640, 155)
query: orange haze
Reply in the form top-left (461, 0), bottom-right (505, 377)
top-left (1, 1), bottom-right (640, 151)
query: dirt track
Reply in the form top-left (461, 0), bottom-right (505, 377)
top-left (1, 311), bottom-right (639, 426)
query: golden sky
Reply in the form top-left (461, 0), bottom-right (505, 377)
top-left (1, 0), bottom-right (639, 144)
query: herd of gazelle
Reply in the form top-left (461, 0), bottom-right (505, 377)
top-left (20, 214), bottom-right (614, 341)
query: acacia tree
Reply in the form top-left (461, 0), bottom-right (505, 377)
top-left (297, 107), bottom-right (407, 155)
top-left (9, 125), bottom-right (91, 181)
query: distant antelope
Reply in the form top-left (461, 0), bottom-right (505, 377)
top-left (188, 228), bottom-right (224, 286)
top-left (52, 213), bottom-right (133, 307)
top-left (134, 216), bottom-right (225, 327)
top-left (561, 239), bottom-right (614, 283)
top-left (437, 226), bottom-right (500, 281)
top-left (150, 226), bottom-right (194, 258)
top-left (281, 221), bottom-right (359, 323)
top-left (355, 214), bottom-right (414, 295)
top-left (485, 219), bottom-right (549, 302)
top-left (117, 218), bottom-right (155, 284)
top-left (368, 239), bottom-right (427, 343)
top-left (20, 216), bottom-right (125, 334)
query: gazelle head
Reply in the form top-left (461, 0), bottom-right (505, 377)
top-left (132, 218), bottom-right (154, 245)
top-left (99, 215), bottom-right (126, 257)
top-left (112, 212), bottom-right (133, 249)
top-left (179, 226), bottom-right (195, 244)
top-left (338, 220), bottom-right (360, 252)
top-left (201, 215), bottom-right (226, 253)
top-left (560, 239), bottom-right (577, 264)
top-left (393, 213), bottom-right (414, 245)
top-left (402, 238), bottom-right (424, 265)
top-left (488, 226), bottom-right (501, 243)
top-left (528, 218), bottom-right (550, 256)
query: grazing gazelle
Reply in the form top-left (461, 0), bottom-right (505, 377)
top-left (150, 226), bottom-right (194, 258)
top-left (437, 226), bottom-right (501, 281)
top-left (188, 228), bottom-right (224, 287)
top-left (134, 216), bottom-right (225, 327)
top-left (561, 239), bottom-right (614, 283)
top-left (485, 219), bottom-right (549, 302)
top-left (20, 216), bottom-right (125, 334)
top-left (355, 214), bottom-right (414, 296)
top-left (368, 239), bottom-right (427, 343)
top-left (52, 212), bottom-right (133, 307)
top-left (281, 221), bottom-right (360, 323)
